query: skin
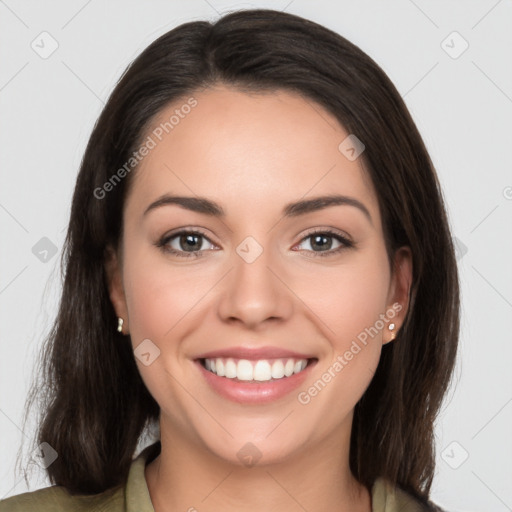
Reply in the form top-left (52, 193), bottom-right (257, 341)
top-left (106, 86), bottom-right (412, 512)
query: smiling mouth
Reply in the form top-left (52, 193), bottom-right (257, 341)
top-left (198, 357), bottom-right (317, 382)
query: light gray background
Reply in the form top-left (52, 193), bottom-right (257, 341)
top-left (1, 1), bottom-right (511, 511)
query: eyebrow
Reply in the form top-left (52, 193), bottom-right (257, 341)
top-left (143, 194), bottom-right (372, 224)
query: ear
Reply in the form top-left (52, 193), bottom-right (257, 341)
top-left (383, 246), bottom-right (413, 345)
top-left (104, 245), bottom-right (129, 334)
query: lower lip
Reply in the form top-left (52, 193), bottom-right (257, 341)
top-left (195, 359), bottom-right (316, 404)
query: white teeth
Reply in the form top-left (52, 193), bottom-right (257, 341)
top-left (225, 358), bottom-right (237, 378)
top-left (271, 360), bottom-right (285, 379)
top-left (253, 360), bottom-right (272, 381)
top-left (294, 360), bottom-right (307, 373)
top-left (203, 357), bottom-right (309, 382)
top-left (216, 359), bottom-right (225, 377)
top-left (237, 359), bottom-right (254, 381)
top-left (284, 359), bottom-right (295, 377)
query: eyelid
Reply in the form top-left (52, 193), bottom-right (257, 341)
top-left (297, 226), bottom-right (353, 244)
top-left (159, 227), bottom-right (217, 245)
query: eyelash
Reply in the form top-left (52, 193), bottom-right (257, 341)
top-left (156, 228), bottom-right (354, 259)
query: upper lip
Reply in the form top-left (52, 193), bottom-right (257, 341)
top-left (195, 346), bottom-right (316, 361)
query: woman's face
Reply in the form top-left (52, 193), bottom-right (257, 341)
top-left (107, 86), bottom-right (412, 466)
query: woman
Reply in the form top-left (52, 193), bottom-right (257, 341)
top-left (1, 8), bottom-right (459, 512)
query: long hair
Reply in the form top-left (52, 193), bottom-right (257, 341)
top-left (19, 8), bottom-right (459, 502)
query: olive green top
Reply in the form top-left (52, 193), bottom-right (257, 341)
top-left (0, 442), bottom-right (433, 511)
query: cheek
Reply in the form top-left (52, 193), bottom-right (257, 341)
top-left (336, 265), bottom-right (390, 341)
top-left (332, 255), bottom-right (391, 390)
top-left (295, 248), bottom-right (391, 406)
top-left (123, 264), bottom-right (172, 341)
top-left (295, 257), bottom-right (390, 423)
top-left (122, 243), bottom-right (211, 341)
top-left (120, 247), bottom-right (204, 419)
top-left (296, 251), bottom-right (391, 346)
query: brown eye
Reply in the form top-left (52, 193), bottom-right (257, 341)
top-left (157, 230), bottom-right (216, 258)
top-left (295, 229), bottom-right (354, 257)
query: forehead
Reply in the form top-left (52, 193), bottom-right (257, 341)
top-left (126, 86), bottom-right (380, 225)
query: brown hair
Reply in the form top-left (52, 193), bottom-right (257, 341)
top-left (18, 8), bottom-right (459, 507)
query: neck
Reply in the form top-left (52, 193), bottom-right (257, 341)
top-left (145, 418), bottom-right (371, 512)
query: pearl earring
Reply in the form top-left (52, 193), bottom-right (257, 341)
top-left (388, 323), bottom-right (396, 341)
top-left (117, 317), bottom-right (124, 333)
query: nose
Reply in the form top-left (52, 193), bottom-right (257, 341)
top-left (217, 242), bottom-right (294, 330)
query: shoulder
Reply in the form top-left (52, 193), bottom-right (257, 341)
top-left (0, 484), bottom-right (124, 512)
top-left (0, 441), bottom-right (160, 512)
top-left (372, 477), bottom-right (445, 512)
